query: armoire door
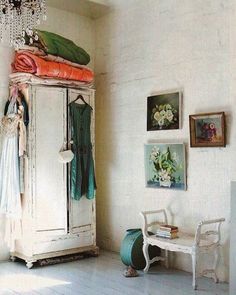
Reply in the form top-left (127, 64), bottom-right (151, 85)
top-left (31, 86), bottom-right (67, 237)
top-left (68, 88), bottom-right (95, 235)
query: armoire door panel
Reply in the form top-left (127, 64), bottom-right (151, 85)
top-left (33, 231), bottom-right (94, 255)
top-left (10, 84), bottom-right (97, 265)
top-left (68, 89), bottom-right (94, 232)
top-left (70, 198), bottom-right (93, 232)
top-left (68, 89), bottom-right (91, 105)
top-left (32, 86), bottom-right (67, 235)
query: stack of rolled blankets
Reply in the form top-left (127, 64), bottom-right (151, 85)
top-left (10, 30), bottom-right (94, 88)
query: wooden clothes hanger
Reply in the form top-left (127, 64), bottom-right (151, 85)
top-left (69, 94), bottom-right (93, 110)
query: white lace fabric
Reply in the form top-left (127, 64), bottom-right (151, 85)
top-left (1, 113), bottom-right (20, 138)
top-left (0, 97), bottom-right (24, 251)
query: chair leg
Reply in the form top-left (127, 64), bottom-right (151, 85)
top-left (191, 251), bottom-right (197, 290)
top-left (143, 242), bottom-right (150, 273)
top-left (165, 250), bottom-right (169, 268)
top-left (213, 246), bottom-right (220, 283)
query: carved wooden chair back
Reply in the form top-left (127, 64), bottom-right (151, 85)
top-left (140, 209), bottom-right (168, 238)
top-left (194, 218), bottom-right (225, 247)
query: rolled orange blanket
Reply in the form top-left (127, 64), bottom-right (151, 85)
top-left (12, 52), bottom-right (94, 83)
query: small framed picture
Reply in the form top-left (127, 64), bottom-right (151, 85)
top-left (144, 143), bottom-right (186, 190)
top-left (147, 90), bottom-right (182, 131)
top-left (189, 112), bottom-right (226, 147)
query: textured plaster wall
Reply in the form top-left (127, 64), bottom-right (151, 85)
top-left (0, 6), bottom-right (95, 260)
top-left (95, 0), bottom-right (236, 281)
top-left (230, 182), bottom-right (236, 294)
top-left (230, 1), bottom-right (236, 291)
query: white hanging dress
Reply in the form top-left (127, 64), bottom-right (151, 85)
top-left (0, 98), bottom-right (22, 250)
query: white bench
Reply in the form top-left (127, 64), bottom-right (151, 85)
top-left (140, 209), bottom-right (225, 290)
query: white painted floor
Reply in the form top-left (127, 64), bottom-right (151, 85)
top-left (0, 251), bottom-right (228, 295)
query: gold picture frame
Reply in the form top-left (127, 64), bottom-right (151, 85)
top-left (189, 112), bottom-right (226, 147)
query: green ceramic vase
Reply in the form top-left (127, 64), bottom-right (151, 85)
top-left (120, 228), bottom-right (160, 270)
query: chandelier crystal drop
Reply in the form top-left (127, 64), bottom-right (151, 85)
top-left (0, 0), bottom-right (46, 48)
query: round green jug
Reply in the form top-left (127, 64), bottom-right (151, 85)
top-left (120, 228), bottom-right (160, 270)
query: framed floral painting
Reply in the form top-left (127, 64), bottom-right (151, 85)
top-left (147, 91), bottom-right (181, 131)
top-left (189, 112), bottom-right (226, 147)
top-left (145, 143), bottom-right (186, 190)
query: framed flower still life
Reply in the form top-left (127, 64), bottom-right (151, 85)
top-left (189, 112), bottom-right (226, 147)
top-left (145, 143), bottom-right (186, 190)
top-left (147, 91), bottom-right (181, 131)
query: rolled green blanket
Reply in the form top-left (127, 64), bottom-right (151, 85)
top-left (26, 30), bottom-right (90, 65)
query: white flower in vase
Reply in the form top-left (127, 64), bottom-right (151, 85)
top-left (159, 169), bottom-right (171, 187)
top-left (166, 110), bottom-right (174, 122)
top-left (154, 111), bottom-right (161, 122)
top-left (158, 118), bottom-right (165, 127)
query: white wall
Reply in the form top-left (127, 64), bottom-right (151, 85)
top-left (230, 182), bottom-right (236, 294)
top-left (95, 0), bottom-right (236, 281)
top-left (0, 6), bottom-right (95, 260)
top-left (230, 0), bottom-right (236, 289)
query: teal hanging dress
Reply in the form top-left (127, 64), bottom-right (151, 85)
top-left (70, 102), bottom-right (96, 200)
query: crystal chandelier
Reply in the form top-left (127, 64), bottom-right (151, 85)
top-left (0, 0), bottom-right (46, 48)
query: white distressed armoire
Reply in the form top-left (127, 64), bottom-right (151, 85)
top-left (10, 84), bottom-right (98, 268)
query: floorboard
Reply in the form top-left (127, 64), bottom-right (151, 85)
top-left (0, 251), bottom-right (228, 295)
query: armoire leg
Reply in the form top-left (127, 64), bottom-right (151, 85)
top-left (10, 256), bottom-right (16, 262)
top-left (92, 246), bottom-right (100, 256)
top-left (26, 261), bottom-right (34, 269)
top-left (88, 246), bottom-right (100, 257)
